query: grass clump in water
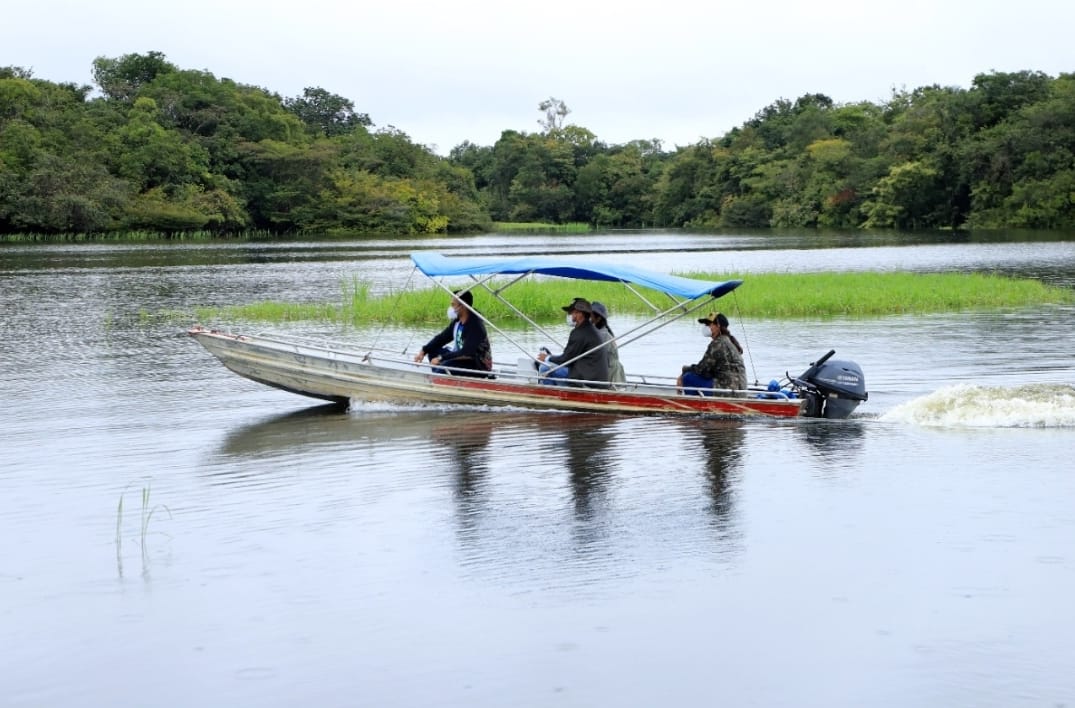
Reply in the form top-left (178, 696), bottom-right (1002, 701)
top-left (705, 271), bottom-right (1073, 317)
top-left (197, 301), bottom-right (343, 322)
top-left (196, 271), bottom-right (1074, 325)
top-left (492, 222), bottom-right (591, 234)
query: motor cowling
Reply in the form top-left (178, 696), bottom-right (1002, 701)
top-left (792, 350), bottom-right (868, 419)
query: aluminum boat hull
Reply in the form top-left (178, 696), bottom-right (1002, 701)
top-left (189, 327), bottom-right (805, 418)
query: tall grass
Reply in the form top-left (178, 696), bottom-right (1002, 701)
top-left (492, 222), bottom-right (591, 234)
top-left (195, 271), bottom-right (1074, 325)
top-left (703, 271), bottom-right (1073, 317)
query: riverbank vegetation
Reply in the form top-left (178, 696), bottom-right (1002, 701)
top-left (194, 271), bottom-right (1075, 325)
top-left (3, 54), bottom-right (1074, 237)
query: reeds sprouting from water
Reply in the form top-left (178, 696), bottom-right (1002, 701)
top-left (194, 271), bottom-right (1075, 325)
top-left (491, 222), bottom-right (592, 234)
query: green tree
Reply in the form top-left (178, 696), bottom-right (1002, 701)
top-left (652, 141), bottom-right (728, 226)
top-left (8, 154), bottom-right (129, 232)
top-left (285, 87), bottom-right (372, 137)
top-left (237, 138), bottom-right (336, 229)
top-left (968, 70), bottom-right (1052, 130)
top-left (861, 161), bottom-right (941, 228)
top-left (484, 130), bottom-right (530, 219)
top-left (508, 134), bottom-right (577, 222)
top-left (92, 51), bottom-right (176, 102)
top-left (965, 73), bottom-right (1075, 227)
top-left (122, 184), bottom-right (248, 231)
top-left (880, 85), bottom-right (973, 227)
top-left (109, 97), bottom-right (210, 191)
top-left (448, 140), bottom-right (496, 194)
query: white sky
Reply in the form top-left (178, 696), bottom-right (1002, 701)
top-left (6, 0), bottom-right (1073, 155)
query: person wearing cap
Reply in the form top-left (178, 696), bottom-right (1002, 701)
top-left (590, 301), bottom-right (626, 385)
top-left (536, 297), bottom-right (609, 387)
top-left (677, 312), bottom-right (747, 394)
top-left (413, 289), bottom-right (493, 377)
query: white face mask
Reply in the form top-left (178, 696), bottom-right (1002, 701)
top-left (701, 325), bottom-right (714, 337)
top-left (566, 314), bottom-right (576, 327)
top-left (447, 305), bottom-right (458, 321)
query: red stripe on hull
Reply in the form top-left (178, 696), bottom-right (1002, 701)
top-left (430, 376), bottom-right (803, 417)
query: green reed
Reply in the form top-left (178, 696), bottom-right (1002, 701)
top-left (116, 482), bottom-right (172, 572)
top-left (195, 271), bottom-right (1074, 325)
top-left (492, 222), bottom-right (592, 233)
top-left (709, 271), bottom-right (1073, 317)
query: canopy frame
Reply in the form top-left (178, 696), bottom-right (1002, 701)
top-left (409, 252), bottom-right (742, 378)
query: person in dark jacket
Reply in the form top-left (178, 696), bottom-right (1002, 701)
top-left (590, 301), bottom-right (626, 385)
top-left (677, 312), bottom-right (747, 394)
top-left (537, 297), bottom-right (609, 387)
top-left (413, 290), bottom-right (493, 377)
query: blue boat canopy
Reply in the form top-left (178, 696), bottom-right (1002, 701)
top-left (410, 252), bottom-right (742, 301)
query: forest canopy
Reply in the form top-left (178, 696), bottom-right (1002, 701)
top-left (1, 53), bottom-right (1073, 235)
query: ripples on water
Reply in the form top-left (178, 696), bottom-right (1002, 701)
top-left (3, 233), bottom-right (1075, 708)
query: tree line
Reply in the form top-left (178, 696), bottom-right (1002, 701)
top-left (1, 52), bottom-right (1072, 235)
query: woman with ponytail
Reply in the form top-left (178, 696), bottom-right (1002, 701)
top-left (677, 312), bottom-right (747, 394)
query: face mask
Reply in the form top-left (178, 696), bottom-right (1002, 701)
top-left (447, 306), bottom-right (458, 321)
top-left (701, 325), bottom-right (713, 337)
top-left (566, 314), bottom-right (575, 327)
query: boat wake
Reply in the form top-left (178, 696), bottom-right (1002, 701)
top-left (880, 383), bottom-right (1075, 428)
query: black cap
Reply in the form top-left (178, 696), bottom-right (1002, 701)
top-left (562, 297), bottom-right (592, 314)
top-left (697, 312), bottom-right (729, 327)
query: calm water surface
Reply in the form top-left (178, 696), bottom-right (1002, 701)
top-left (2, 231), bottom-right (1075, 707)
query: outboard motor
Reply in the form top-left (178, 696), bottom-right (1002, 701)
top-left (790, 350), bottom-right (868, 419)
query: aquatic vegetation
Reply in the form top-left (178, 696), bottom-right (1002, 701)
top-left (194, 271), bottom-right (1074, 325)
top-left (115, 483), bottom-right (172, 574)
top-left (196, 300), bottom-right (343, 322)
top-left (492, 222), bottom-right (591, 233)
top-left (707, 271), bottom-right (1075, 317)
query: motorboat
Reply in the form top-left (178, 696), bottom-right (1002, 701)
top-left (189, 252), bottom-right (867, 419)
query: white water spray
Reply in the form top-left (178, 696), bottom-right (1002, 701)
top-left (881, 383), bottom-right (1075, 428)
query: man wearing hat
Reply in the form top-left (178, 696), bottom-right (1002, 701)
top-left (537, 297), bottom-right (609, 387)
top-left (678, 312), bottom-right (747, 394)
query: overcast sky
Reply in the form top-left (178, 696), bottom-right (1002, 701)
top-left (6, 0), bottom-right (1073, 154)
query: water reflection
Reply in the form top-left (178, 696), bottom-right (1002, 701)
top-left (216, 404), bottom-right (509, 468)
top-left (442, 412), bottom-right (623, 563)
top-left (797, 418), bottom-right (868, 468)
top-left (538, 414), bottom-right (619, 521)
top-left (428, 414), bottom-right (495, 501)
top-left (676, 419), bottom-right (746, 530)
top-left (215, 405), bottom-right (631, 550)
top-left (428, 413), bottom-right (497, 542)
top-left (218, 402), bottom-right (346, 447)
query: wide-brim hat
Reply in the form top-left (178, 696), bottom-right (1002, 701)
top-left (697, 312), bottom-right (729, 326)
top-left (590, 301), bottom-right (609, 320)
top-left (562, 297), bottom-right (592, 314)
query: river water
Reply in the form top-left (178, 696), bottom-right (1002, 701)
top-left (2, 230), bottom-right (1074, 708)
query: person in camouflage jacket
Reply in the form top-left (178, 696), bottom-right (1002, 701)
top-left (678, 312), bottom-right (747, 394)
